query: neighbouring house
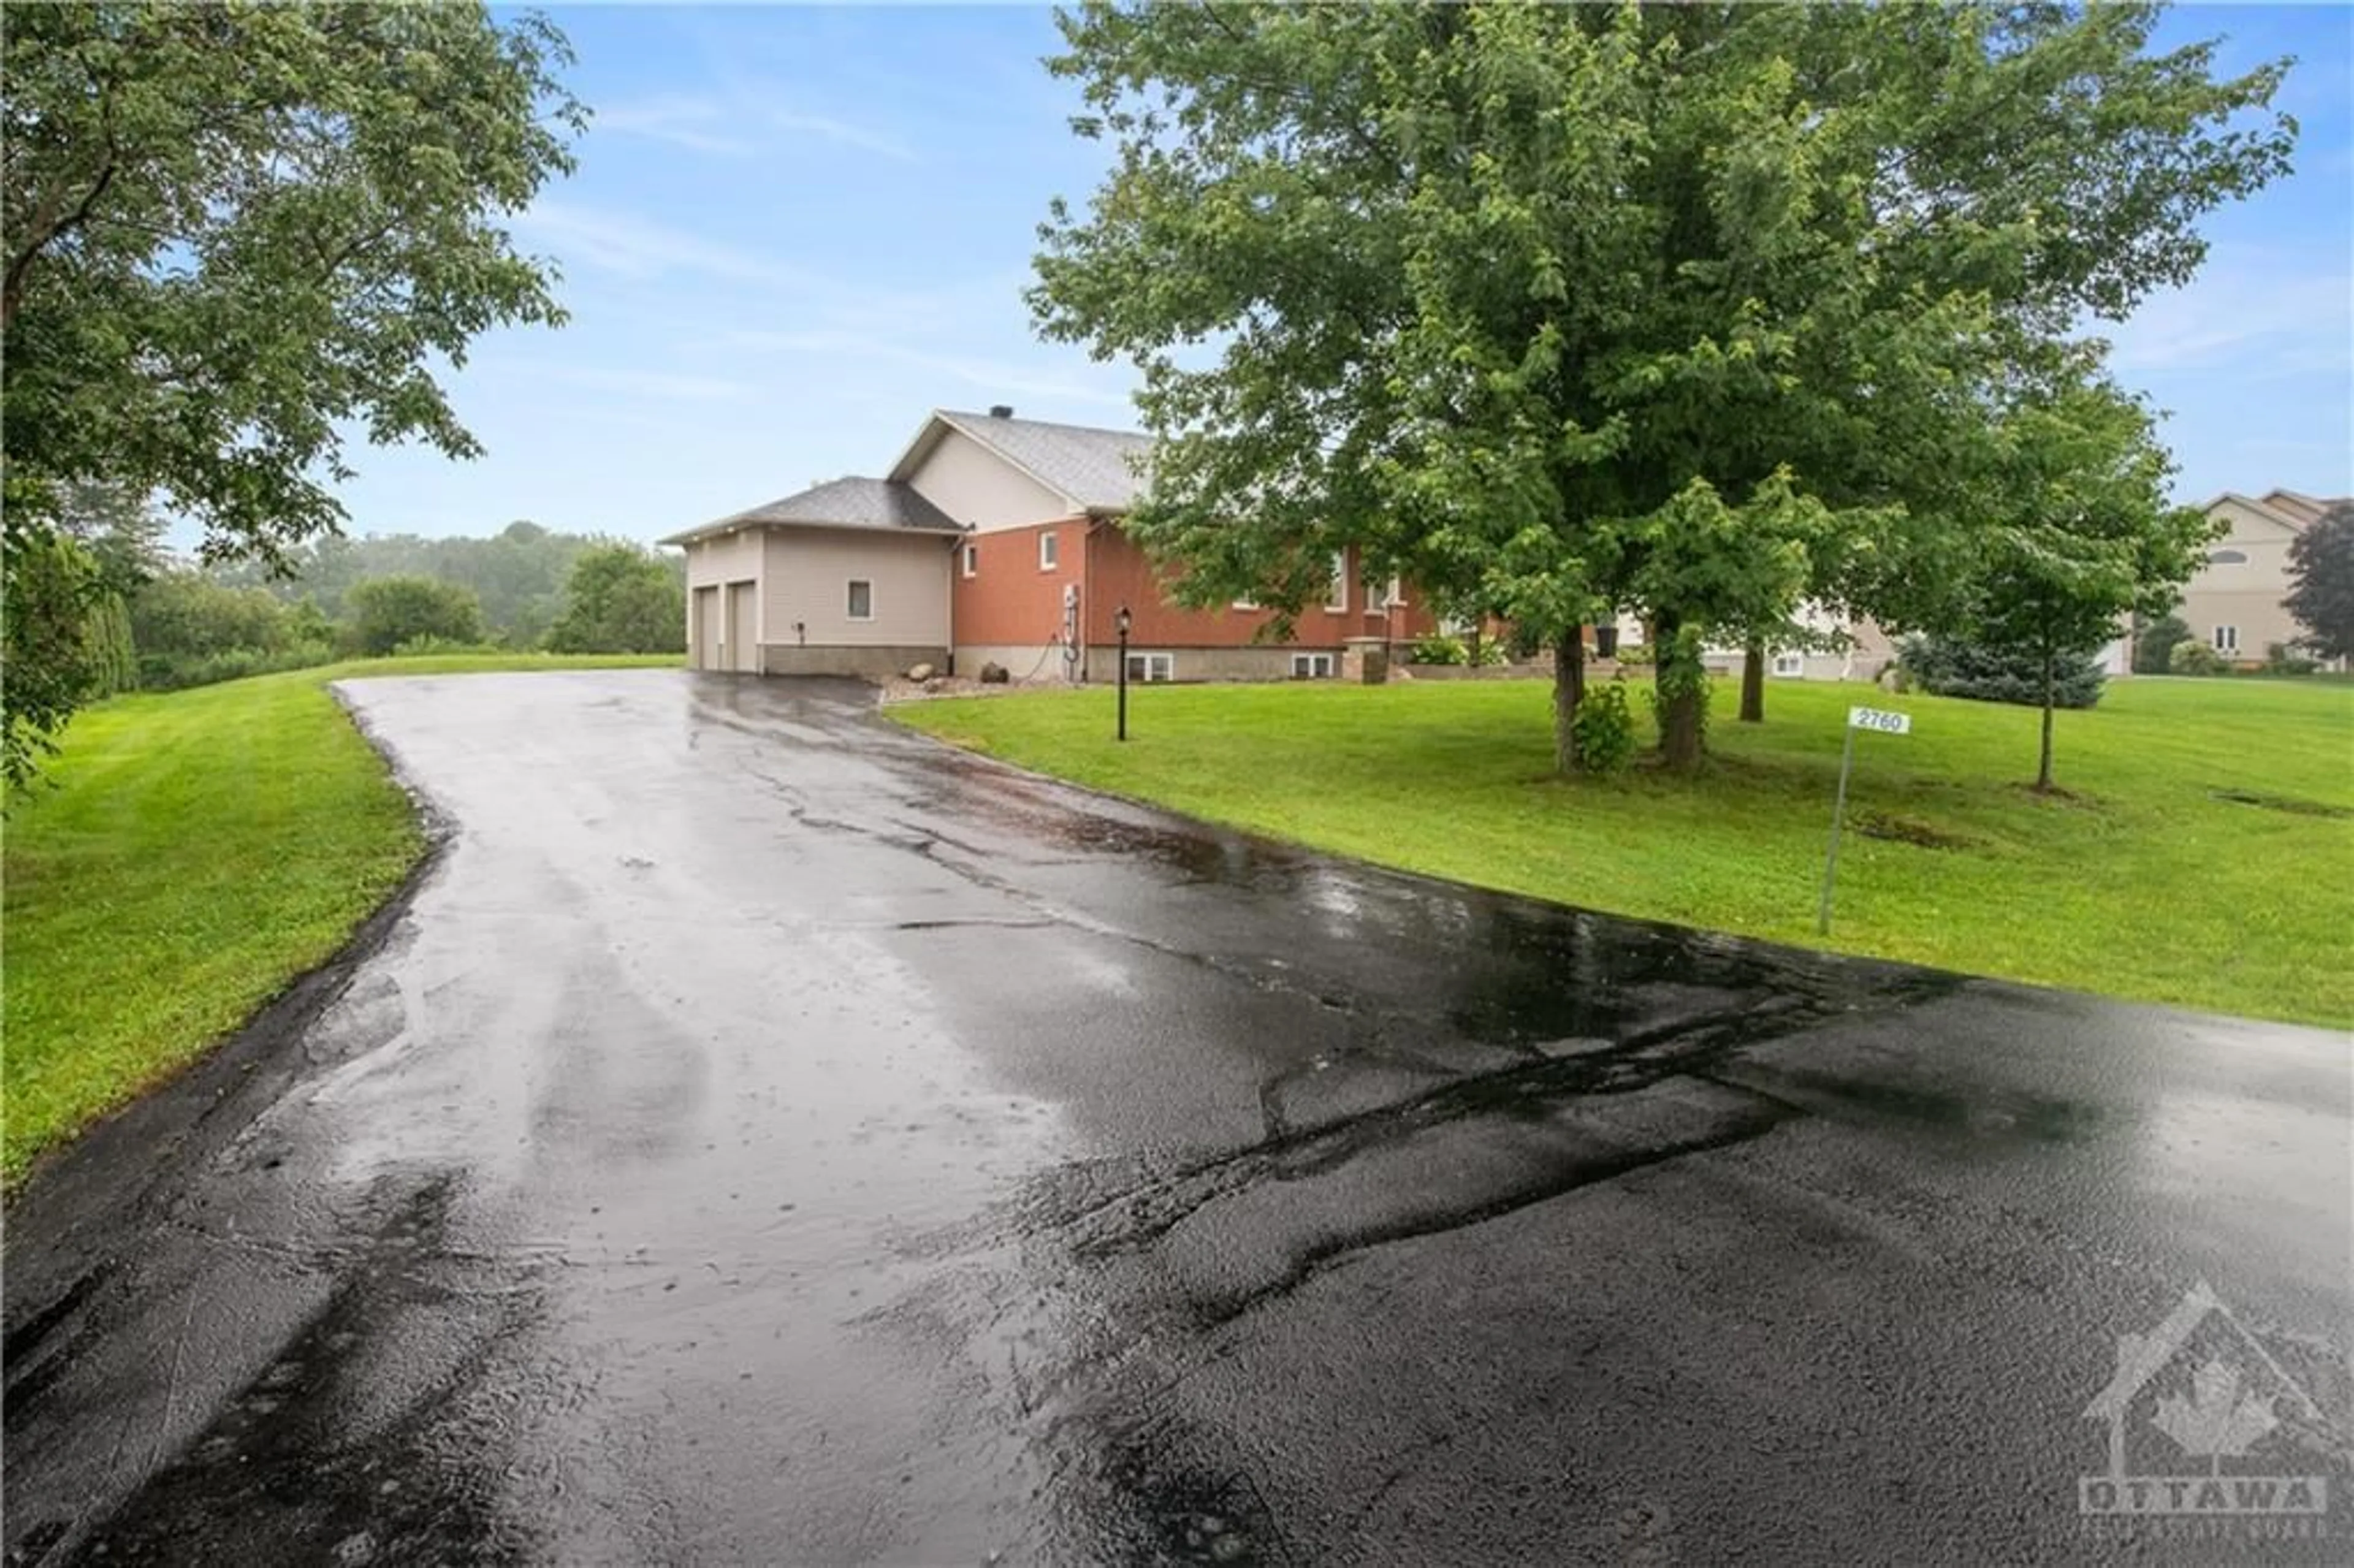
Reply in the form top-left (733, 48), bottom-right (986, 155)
top-left (1692, 604), bottom-right (1900, 684)
top-left (2176, 489), bottom-right (2349, 670)
top-left (665, 405), bottom-right (1441, 682)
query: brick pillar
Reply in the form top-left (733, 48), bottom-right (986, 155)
top-left (1342, 637), bottom-right (1390, 685)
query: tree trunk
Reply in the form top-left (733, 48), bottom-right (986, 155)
top-left (1552, 630), bottom-right (1586, 774)
top-left (2036, 645), bottom-right (2057, 792)
top-left (1655, 632), bottom-right (1704, 774)
top-left (1739, 641), bottom-right (1766, 723)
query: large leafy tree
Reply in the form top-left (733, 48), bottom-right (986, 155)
top-left (1031, 1), bottom-right (2291, 771)
top-left (2284, 502), bottom-right (2354, 663)
top-left (2, 1), bottom-right (583, 783)
top-left (546, 544), bottom-right (686, 655)
top-left (342, 575), bottom-right (484, 656)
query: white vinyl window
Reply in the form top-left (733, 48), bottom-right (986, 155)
top-left (2212, 625), bottom-right (2239, 653)
top-left (1385, 576), bottom-right (1405, 607)
top-left (1326, 552), bottom-right (1349, 612)
top-left (1039, 531), bottom-right (1059, 571)
top-left (1290, 652), bottom-right (1335, 679)
top-left (847, 579), bottom-right (873, 620)
top-left (1125, 652), bottom-right (1173, 683)
top-left (1772, 652), bottom-right (1804, 677)
top-left (961, 544), bottom-right (977, 579)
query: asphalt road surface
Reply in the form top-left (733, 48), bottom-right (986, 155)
top-left (6, 671), bottom-right (2348, 1565)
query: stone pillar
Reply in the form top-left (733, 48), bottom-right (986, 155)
top-left (1342, 637), bottom-right (1390, 685)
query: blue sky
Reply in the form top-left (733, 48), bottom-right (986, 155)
top-left (314, 2), bottom-right (2352, 547)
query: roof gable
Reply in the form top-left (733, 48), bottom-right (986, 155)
top-left (2201, 489), bottom-right (2351, 538)
top-left (888, 409), bottom-right (1152, 514)
top-left (661, 476), bottom-right (963, 546)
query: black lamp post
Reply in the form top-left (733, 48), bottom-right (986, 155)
top-left (1114, 603), bottom-right (1132, 741)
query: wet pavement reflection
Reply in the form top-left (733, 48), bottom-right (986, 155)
top-left (6, 670), bottom-right (2348, 1564)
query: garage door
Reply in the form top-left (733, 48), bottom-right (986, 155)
top-left (726, 581), bottom-right (757, 672)
top-left (693, 585), bottom-right (720, 669)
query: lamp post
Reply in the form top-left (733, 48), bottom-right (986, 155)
top-left (1114, 603), bottom-right (1132, 741)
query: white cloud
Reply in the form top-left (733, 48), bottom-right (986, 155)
top-left (733, 329), bottom-right (1135, 409)
top-left (592, 95), bottom-right (754, 158)
top-left (541, 365), bottom-right (758, 402)
top-left (763, 108), bottom-right (918, 164)
top-left (2102, 265), bottom-right (2353, 378)
top-left (511, 200), bottom-right (817, 288)
top-left (591, 88), bottom-right (915, 164)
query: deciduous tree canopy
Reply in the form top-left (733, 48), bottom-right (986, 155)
top-left (546, 544), bottom-right (687, 656)
top-left (1031, 1), bottom-right (2291, 771)
top-left (2284, 503), bottom-right (2354, 663)
top-left (1, 1), bottom-right (583, 785)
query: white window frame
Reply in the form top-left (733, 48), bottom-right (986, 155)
top-left (1232, 596), bottom-right (1260, 611)
top-left (2212, 625), bottom-right (2239, 654)
top-left (961, 544), bottom-right (978, 579)
top-left (1772, 651), bottom-right (1804, 677)
top-left (1038, 531), bottom-right (1059, 571)
top-left (1326, 552), bottom-right (1349, 612)
top-left (1125, 652), bottom-right (1173, 683)
top-left (846, 579), bottom-right (874, 622)
top-left (1385, 576), bottom-right (1405, 607)
top-left (1290, 652), bottom-right (1335, 679)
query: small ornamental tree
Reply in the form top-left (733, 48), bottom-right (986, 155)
top-left (1958, 372), bottom-right (2212, 790)
top-left (2283, 502), bottom-right (2354, 663)
top-left (2133, 611), bottom-right (2192, 674)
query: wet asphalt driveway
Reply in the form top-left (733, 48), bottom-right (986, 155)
top-left (6, 669), bottom-right (2349, 1564)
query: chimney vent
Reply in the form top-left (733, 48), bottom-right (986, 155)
top-left (988, 404), bottom-right (1014, 419)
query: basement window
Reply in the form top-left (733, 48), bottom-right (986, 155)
top-left (1772, 652), bottom-right (1804, 677)
top-left (847, 580), bottom-right (873, 621)
top-left (1126, 652), bottom-right (1173, 683)
top-left (1290, 652), bottom-right (1336, 679)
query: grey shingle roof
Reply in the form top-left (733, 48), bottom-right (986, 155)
top-left (931, 409), bottom-right (1154, 512)
top-left (661, 476), bottom-right (964, 545)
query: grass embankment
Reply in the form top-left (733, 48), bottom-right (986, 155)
top-left (2, 653), bottom-right (680, 1186)
top-left (896, 676), bottom-right (2354, 1028)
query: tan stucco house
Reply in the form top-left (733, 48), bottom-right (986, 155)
top-left (2177, 489), bottom-right (2347, 669)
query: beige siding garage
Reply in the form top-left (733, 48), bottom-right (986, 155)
top-left (664, 476), bottom-right (961, 679)
top-left (761, 527), bottom-right (949, 650)
top-left (691, 585), bottom-right (720, 669)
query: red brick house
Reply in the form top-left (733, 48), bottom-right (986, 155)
top-left (665, 405), bottom-right (1439, 681)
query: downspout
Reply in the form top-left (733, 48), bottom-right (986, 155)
top-left (1083, 515), bottom-right (1107, 685)
top-left (948, 531), bottom-right (967, 677)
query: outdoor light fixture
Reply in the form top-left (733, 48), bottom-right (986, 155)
top-left (1114, 604), bottom-right (1133, 741)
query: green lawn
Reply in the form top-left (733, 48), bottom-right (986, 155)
top-left (2, 653), bottom-right (680, 1187)
top-left (894, 676), bottom-right (2354, 1029)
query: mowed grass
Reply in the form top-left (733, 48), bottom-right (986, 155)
top-left (2, 653), bottom-right (680, 1187)
top-left (896, 676), bottom-right (2354, 1028)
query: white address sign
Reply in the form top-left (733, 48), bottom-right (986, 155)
top-left (1848, 706), bottom-right (1912, 735)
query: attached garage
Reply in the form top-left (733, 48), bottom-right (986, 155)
top-left (692, 585), bottom-right (721, 669)
top-left (665, 477), bottom-right (959, 678)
